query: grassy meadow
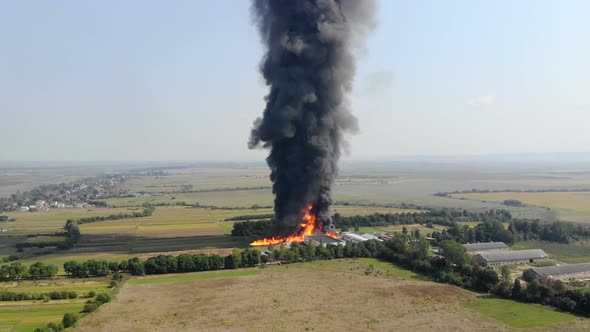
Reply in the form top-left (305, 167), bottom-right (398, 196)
top-left (463, 298), bottom-right (576, 328)
top-left (75, 259), bottom-right (587, 331)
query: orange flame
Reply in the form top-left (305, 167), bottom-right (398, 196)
top-left (250, 205), bottom-right (337, 246)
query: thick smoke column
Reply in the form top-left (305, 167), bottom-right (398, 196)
top-left (249, 0), bottom-right (375, 233)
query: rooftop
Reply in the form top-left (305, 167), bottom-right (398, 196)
top-left (532, 263), bottom-right (590, 277)
top-left (305, 234), bottom-right (343, 245)
top-left (464, 242), bottom-right (508, 251)
top-left (477, 249), bottom-right (549, 262)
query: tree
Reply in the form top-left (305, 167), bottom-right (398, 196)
top-left (409, 237), bottom-right (430, 260)
top-left (496, 265), bottom-right (513, 297)
top-left (511, 279), bottom-right (523, 300)
top-left (62, 312), bottom-right (78, 328)
top-left (439, 240), bottom-right (469, 267)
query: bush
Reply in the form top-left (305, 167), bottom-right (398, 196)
top-left (88, 290), bottom-right (96, 298)
top-left (62, 312), bottom-right (78, 328)
top-left (83, 303), bottom-right (98, 313)
top-left (95, 293), bottom-right (111, 305)
top-left (108, 280), bottom-right (118, 288)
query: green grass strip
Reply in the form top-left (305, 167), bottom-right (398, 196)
top-left (464, 298), bottom-right (576, 328)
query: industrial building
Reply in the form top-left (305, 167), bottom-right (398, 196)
top-left (464, 242), bottom-right (509, 255)
top-left (528, 263), bottom-right (590, 281)
top-left (473, 249), bottom-right (549, 267)
top-left (341, 232), bottom-right (370, 243)
top-left (304, 234), bottom-right (346, 247)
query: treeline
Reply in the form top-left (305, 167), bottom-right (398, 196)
top-left (333, 209), bottom-right (512, 228)
top-left (65, 241), bottom-right (382, 279)
top-left (231, 220), bottom-right (272, 237)
top-left (76, 206), bottom-right (155, 224)
top-left (431, 219), bottom-right (515, 245)
top-left (431, 219), bottom-right (590, 245)
top-left (63, 259), bottom-right (119, 277)
top-left (225, 213), bottom-right (274, 221)
top-left (0, 290), bottom-right (78, 302)
top-left (0, 262), bottom-right (58, 281)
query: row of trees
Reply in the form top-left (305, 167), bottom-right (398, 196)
top-left (76, 206), bottom-right (155, 224)
top-left (0, 290), bottom-right (77, 302)
top-left (65, 241), bottom-right (384, 279)
top-left (0, 262), bottom-right (57, 281)
top-left (334, 209), bottom-right (512, 228)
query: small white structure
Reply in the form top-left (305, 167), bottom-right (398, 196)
top-left (19, 206), bottom-right (29, 212)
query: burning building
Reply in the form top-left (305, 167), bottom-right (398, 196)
top-left (248, 0), bottom-right (376, 246)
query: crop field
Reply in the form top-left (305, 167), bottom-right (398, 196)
top-left (0, 303), bottom-right (82, 332)
top-left (2, 208), bottom-right (136, 235)
top-left (512, 241), bottom-right (590, 264)
top-left (75, 259), bottom-right (588, 331)
top-left (452, 191), bottom-right (590, 223)
top-left (0, 276), bottom-right (112, 332)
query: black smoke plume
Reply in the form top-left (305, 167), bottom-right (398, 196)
top-left (249, 0), bottom-right (376, 234)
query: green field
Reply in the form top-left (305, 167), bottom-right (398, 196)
top-left (0, 303), bottom-right (82, 332)
top-left (464, 298), bottom-right (576, 328)
top-left (512, 241), bottom-right (590, 264)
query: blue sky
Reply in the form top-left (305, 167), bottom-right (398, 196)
top-left (1, 0), bottom-right (588, 161)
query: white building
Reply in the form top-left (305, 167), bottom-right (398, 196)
top-left (341, 232), bottom-right (369, 243)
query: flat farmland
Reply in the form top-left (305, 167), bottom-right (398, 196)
top-left (0, 303), bottom-right (81, 332)
top-left (2, 208), bottom-right (138, 236)
top-left (75, 259), bottom-right (587, 331)
top-left (123, 167), bottom-right (271, 192)
top-left (451, 191), bottom-right (590, 223)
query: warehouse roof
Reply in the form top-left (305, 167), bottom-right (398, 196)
top-left (464, 242), bottom-right (509, 251)
top-left (304, 234), bottom-right (343, 245)
top-left (477, 249), bottom-right (549, 262)
top-left (532, 263), bottom-right (590, 277)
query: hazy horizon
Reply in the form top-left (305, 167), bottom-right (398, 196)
top-left (1, 0), bottom-right (589, 161)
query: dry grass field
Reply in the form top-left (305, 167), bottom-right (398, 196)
top-left (74, 259), bottom-right (585, 332)
top-left (452, 191), bottom-right (590, 223)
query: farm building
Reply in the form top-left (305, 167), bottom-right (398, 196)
top-left (463, 242), bottom-right (509, 254)
top-left (304, 234), bottom-right (346, 247)
top-left (341, 232), bottom-right (369, 243)
top-left (473, 249), bottom-right (549, 267)
top-left (528, 263), bottom-right (590, 281)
